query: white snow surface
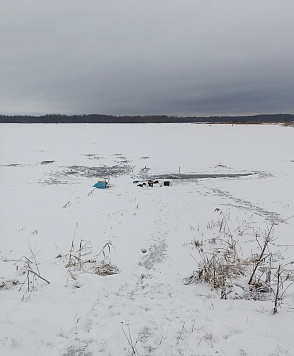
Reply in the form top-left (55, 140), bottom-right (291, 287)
top-left (0, 123), bottom-right (293, 356)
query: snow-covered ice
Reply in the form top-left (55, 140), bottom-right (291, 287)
top-left (0, 123), bottom-right (293, 356)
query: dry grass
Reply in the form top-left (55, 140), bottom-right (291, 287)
top-left (62, 227), bottom-right (119, 278)
top-left (184, 209), bottom-right (294, 309)
top-left (92, 261), bottom-right (119, 276)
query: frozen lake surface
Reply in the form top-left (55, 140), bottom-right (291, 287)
top-left (0, 123), bottom-right (294, 356)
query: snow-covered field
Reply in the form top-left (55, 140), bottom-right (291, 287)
top-left (0, 123), bottom-right (293, 356)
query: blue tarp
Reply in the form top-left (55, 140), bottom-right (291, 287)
top-left (93, 181), bottom-right (108, 189)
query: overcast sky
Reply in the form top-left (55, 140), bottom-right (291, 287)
top-left (1, 0), bottom-right (294, 116)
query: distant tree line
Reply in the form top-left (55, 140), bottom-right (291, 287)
top-left (0, 113), bottom-right (293, 124)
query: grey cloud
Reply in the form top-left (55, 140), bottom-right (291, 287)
top-left (1, 0), bottom-right (294, 116)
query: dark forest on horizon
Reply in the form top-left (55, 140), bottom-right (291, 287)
top-left (1, 113), bottom-right (293, 124)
